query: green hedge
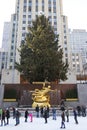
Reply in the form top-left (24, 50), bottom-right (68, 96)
top-left (4, 89), bottom-right (17, 99)
top-left (65, 88), bottom-right (78, 98)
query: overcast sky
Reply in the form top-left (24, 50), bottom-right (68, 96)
top-left (63, 0), bottom-right (87, 30)
top-left (0, 0), bottom-right (87, 47)
top-left (0, 0), bottom-right (16, 47)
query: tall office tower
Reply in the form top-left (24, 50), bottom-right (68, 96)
top-left (69, 29), bottom-right (87, 74)
top-left (0, 48), bottom-right (8, 71)
top-left (2, 22), bottom-right (11, 51)
top-left (0, 48), bottom-right (8, 84)
top-left (1, 13), bottom-right (20, 84)
top-left (7, 14), bottom-right (17, 69)
top-left (4, 0), bottom-right (70, 83)
top-left (13, 0), bottom-right (70, 64)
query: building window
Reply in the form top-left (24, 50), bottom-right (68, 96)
top-left (28, 21), bottom-right (31, 25)
top-left (42, 0), bottom-right (44, 11)
top-left (65, 58), bottom-right (68, 64)
top-left (63, 25), bottom-right (66, 29)
top-left (63, 16), bottom-right (66, 23)
top-left (48, 0), bottom-right (51, 12)
top-left (64, 36), bottom-right (67, 39)
top-left (73, 64), bottom-right (75, 67)
top-left (11, 45), bottom-right (14, 50)
top-left (12, 28), bottom-right (15, 33)
top-left (65, 47), bottom-right (67, 51)
top-left (3, 52), bottom-right (5, 55)
top-left (42, 6), bottom-right (44, 12)
top-left (28, 15), bottom-right (31, 18)
top-left (22, 27), bottom-right (26, 30)
top-left (77, 64), bottom-right (80, 67)
top-left (36, 0), bottom-right (38, 5)
top-left (49, 21), bottom-right (52, 25)
top-left (53, 7), bottom-right (56, 13)
top-left (23, 15), bottom-right (26, 18)
top-left (2, 57), bottom-right (5, 61)
top-left (36, 6), bottom-right (38, 12)
top-left (53, 0), bottom-right (56, 3)
top-left (54, 28), bottom-right (57, 32)
top-left (54, 21), bottom-right (57, 25)
top-left (72, 59), bottom-right (75, 61)
top-left (2, 64), bottom-right (4, 69)
top-left (11, 40), bottom-right (14, 43)
top-left (64, 30), bottom-right (66, 33)
top-left (10, 59), bottom-right (13, 62)
top-left (22, 33), bottom-right (26, 37)
top-left (54, 16), bottom-right (56, 19)
top-left (48, 16), bottom-right (51, 20)
top-left (13, 15), bottom-right (16, 21)
top-left (42, 0), bottom-right (44, 4)
top-left (28, 6), bottom-right (32, 12)
top-left (10, 52), bottom-right (13, 56)
top-left (23, 6), bottom-right (27, 12)
top-left (12, 34), bottom-right (14, 39)
top-left (24, 0), bottom-right (27, 3)
top-left (48, 7), bottom-right (51, 12)
top-left (22, 20), bottom-right (26, 24)
top-left (48, 0), bottom-right (51, 4)
top-left (28, 0), bottom-right (32, 6)
top-left (65, 53), bottom-right (68, 57)
top-left (29, 0), bottom-right (32, 3)
top-left (64, 41), bottom-right (67, 45)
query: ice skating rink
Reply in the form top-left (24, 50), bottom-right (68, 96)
top-left (0, 116), bottom-right (87, 130)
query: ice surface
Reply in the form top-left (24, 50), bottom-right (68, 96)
top-left (0, 116), bottom-right (86, 130)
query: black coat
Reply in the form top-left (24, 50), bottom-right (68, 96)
top-left (35, 106), bottom-right (39, 112)
top-left (6, 110), bottom-right (10, 119)
top-left (2, 110), bottom-right (5, 120)
top-left (44, 109), bottom-right (48, 118)
top-left (15, 110), bottom-right (20, 118)
top-left (61, 112), bottom-right (65, 122)
top-left (25, 110), bottom-right (28, 118)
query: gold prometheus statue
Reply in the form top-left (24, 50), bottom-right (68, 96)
top-left (32, 85), bottom-right (51, 108)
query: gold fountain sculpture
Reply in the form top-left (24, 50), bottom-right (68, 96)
top-left (32, 85), bottom-right (52, 108)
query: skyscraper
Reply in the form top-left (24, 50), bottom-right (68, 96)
top-left (69, 29), bottom-right (87, 75)
top-left (8, 0), bottom-right (69, 67)
top-left (2, 22), bottom-right (11, 51)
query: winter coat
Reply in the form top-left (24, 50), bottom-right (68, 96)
top-left (2, 110), bottom-right (6, 120)
top-left (15, 110), bottom-right (20, 118)
top-left (25, 110), bottom-right (28, 118)
top-left (6, 109), bottom-right (10, 119)
top-left (61, 112), bottom-right (65, 122)
top-left (40, 107), bottom-right (43, 114)
top-left (43, 109), bottom-right (48, 118)
top-left (35, 105), bottom-right (39, 112)
top-left (73, 110), bottom-right (77, 117)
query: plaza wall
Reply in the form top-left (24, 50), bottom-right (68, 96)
top-left (2, 83), bottom-right (77, 108)
top-left (77, 83), bottom-right (87, 105)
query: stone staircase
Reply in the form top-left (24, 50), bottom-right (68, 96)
top-left (0, 85), bottom-right (4, 107)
